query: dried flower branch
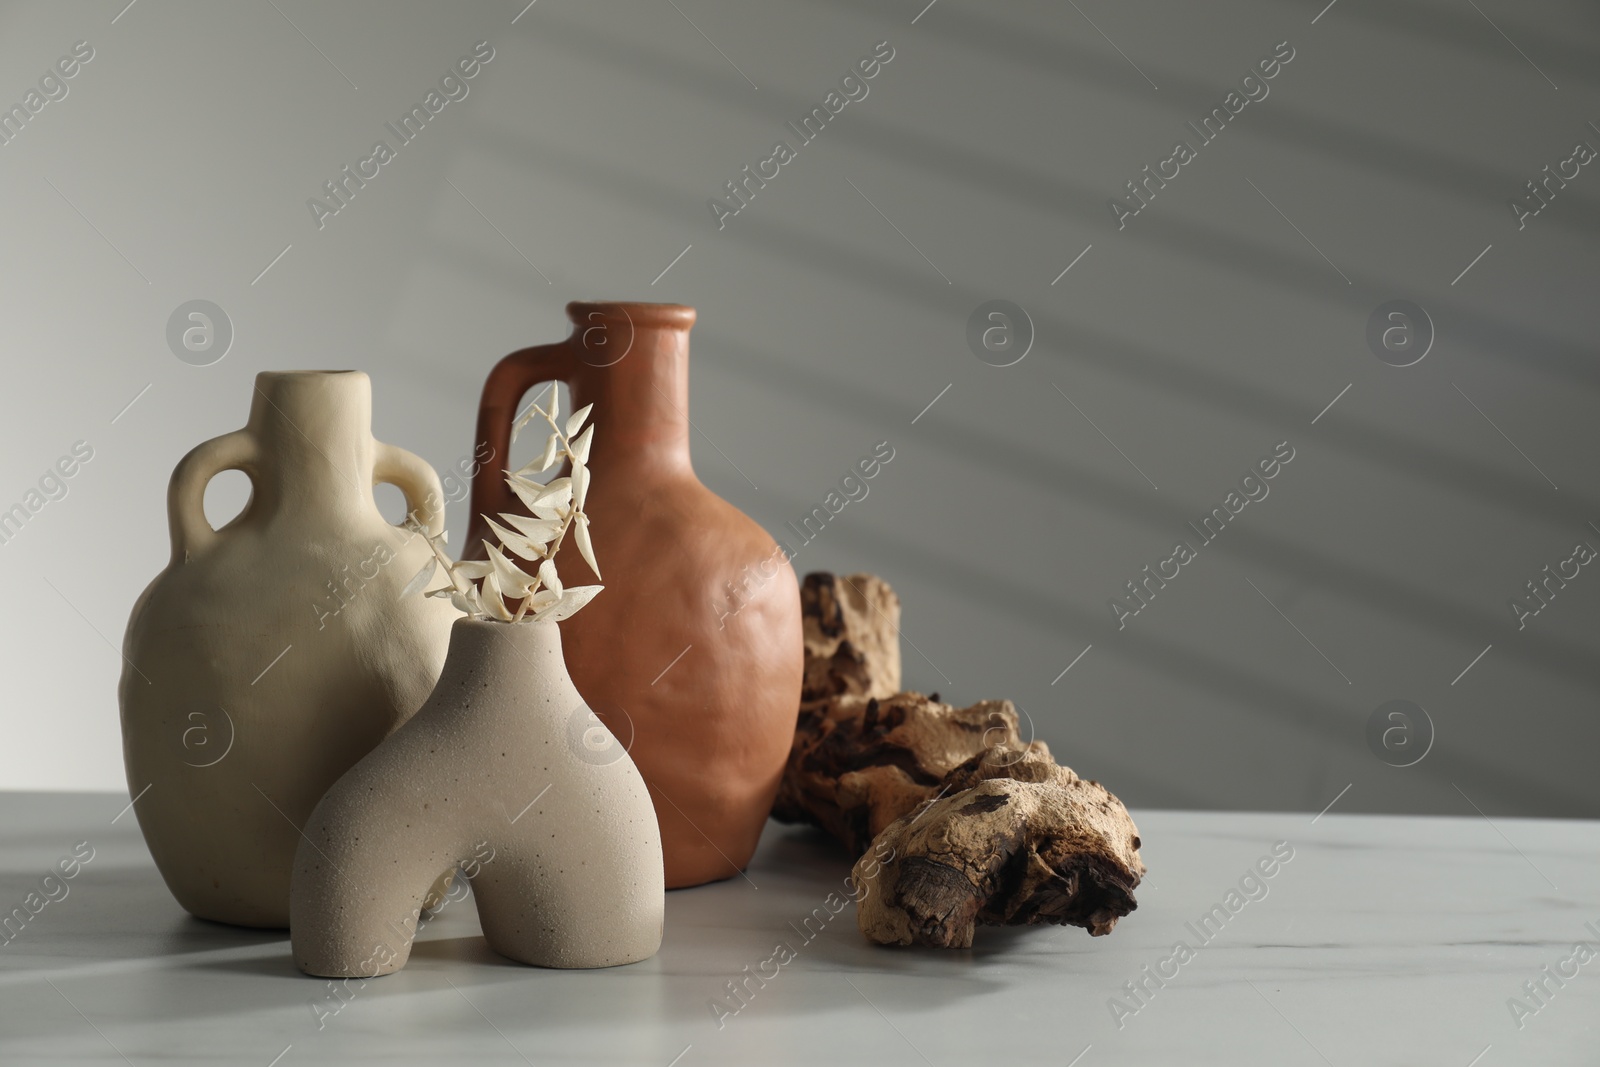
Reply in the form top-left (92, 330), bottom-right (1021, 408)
top-left (408, 388), bottom-right (603, 624)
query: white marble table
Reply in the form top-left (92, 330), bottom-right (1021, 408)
top-left (0, 792), bottom-right (1593, 1065)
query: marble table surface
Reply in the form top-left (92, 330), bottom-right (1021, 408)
top-left (0, 791), bottom-right (1594, 1065)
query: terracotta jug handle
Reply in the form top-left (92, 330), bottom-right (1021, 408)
top-left (373, 442), bottom-right (447, 537)
top-left (469, 341), bottom-right (574, 541)
top-left (167, 429), bottom-right (258, 563)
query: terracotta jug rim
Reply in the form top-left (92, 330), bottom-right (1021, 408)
top-left (566, 301), bottom-right (694, 331)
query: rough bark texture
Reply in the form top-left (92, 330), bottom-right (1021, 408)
top-left (773, 690), bottom-right (1032, 853)
top-left (799, 572), bottom-right (902, 704)
top-left (854, 744), bottom-right (1145, 948)
top-left (776, 571), bottom-right (1146, 949)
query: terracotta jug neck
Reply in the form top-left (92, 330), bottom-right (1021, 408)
top-left (565, 303), bottom-right (695, 478)
top-left (246, 371), bottom-right (376, 502)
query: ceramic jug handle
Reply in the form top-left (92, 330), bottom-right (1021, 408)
top-left (373, 443), bottom-right (446, 537)
top-left (469, 341), bottom-right (574, 536)
top-left (167, 429), bottom-right (258, 563)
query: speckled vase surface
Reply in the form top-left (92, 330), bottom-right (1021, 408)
top-left (290, 617), bottom-right (665, 977)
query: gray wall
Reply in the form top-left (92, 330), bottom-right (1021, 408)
top-left (2, 0), bottom-right (1597, 820)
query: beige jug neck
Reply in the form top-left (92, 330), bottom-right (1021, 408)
top-left (245, 371), bottom-right (377, 503)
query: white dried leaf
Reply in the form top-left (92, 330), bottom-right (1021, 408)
top-left (516, 433), bottom-right (560, 478)
top-left (531, 584), bottom-right (603, 623)
top-left (484, 515), bottom-right (546, 562)
top-left (479, 569), bottom-right (516, 621)
top-left (538, 432), bottom-right (562, 473)
top-left (569, 425), bottom-right (594, 465)
top-left (537, 557), bottom-right (563, 599)
top-left (450, 587), bottom-right (483, 617)
top-left (399, 559), bottom-right (436, 600)
top-left (573, 512), bottom-right (600, 579)
top-left (489, 394), bottom-right (606, 625)
top-left (451, 558), bottom-right (494, 581)
top-left (572, 461), bottom-right (590, 512)
top-left (506, 532), bottom-right (550, 563)
top-left (512, 476), bottom-right (563, 518)
top-left (512, 384), bottom-right (556, 443)
top-left (533, 477), bottom-right (572, 508)
top-left (507, 475), bottom-right (548, 515)
top-left (508, 474), bottom-right (571, 514)
top-left (511, 410), bottom-right (533, 445)
top-left (488, 544), bottom-right (537, 599)
top-left (499, 513), bottom-right (561, 543)
top-left (566, 403), bottom-right (593, 438)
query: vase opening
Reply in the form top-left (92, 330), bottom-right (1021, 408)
top-left (567, 302), bottom-right (695, 332)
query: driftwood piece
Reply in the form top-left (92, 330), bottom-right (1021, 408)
top-left (776, 570), bottom-right (1145, 949)
top-left (854, 745), bottom-right (1145, 948)
top-left (773, 691), bottom-right (1032, 853)
top-left (800, 572), bottom-right (902, 703)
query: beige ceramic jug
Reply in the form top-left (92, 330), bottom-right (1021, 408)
top-left (119, 370), bottom-right (460, 928)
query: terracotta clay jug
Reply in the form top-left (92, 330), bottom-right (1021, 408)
top-left (120, 370), bottom-right (460, 928)
top-left (467, 302), bottom-right (803, 888)
top-left (292, 618), bottom-right (664, 977)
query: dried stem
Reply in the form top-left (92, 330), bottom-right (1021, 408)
top-left (424, 387), bottom-right (599, 625)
